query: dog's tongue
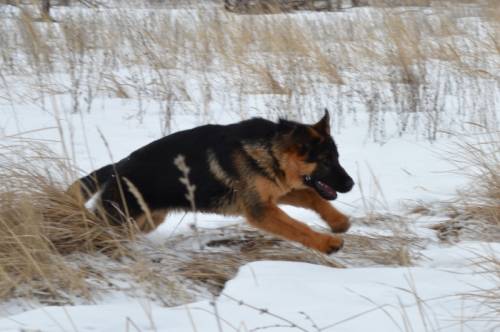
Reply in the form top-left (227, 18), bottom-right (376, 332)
top-left (316, 180), bottom-right (337, 198)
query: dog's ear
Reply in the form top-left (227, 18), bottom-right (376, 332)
top-left (312, 109), bottom-right (330, 135)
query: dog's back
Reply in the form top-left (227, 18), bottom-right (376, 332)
top-left (69, 118), bottom-right (279, 223)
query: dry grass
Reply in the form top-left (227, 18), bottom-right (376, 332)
top-left (150, 224), bottom-right (344, 294)
top-left (456, 129), bottom-right (500, 227)
top-left (0, 142), bottom-right (130, 300)
top-left (410, 127), bottom-right (500, 243)
top-left (135, 220), bottom-right (424, 298)
top-left (469, 250), bottom-right (500, 321)
top-left (0, 0), bottom-right (497, 139)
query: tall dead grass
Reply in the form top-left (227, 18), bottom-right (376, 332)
top-left (455, 128), bottom-right (500, 226)
top-left (0, 0), bottom-right (497, 139)
top-left (0, 142), bottom-right (129, 300)
top-left (470, 250), bottom-right (500, 321)
top-left (413, 127), bottom-right (500, 242)
top-left (430, 206), bottom-right (499, 326)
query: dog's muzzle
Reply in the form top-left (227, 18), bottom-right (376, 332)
top-left (304, 175), bottom-right (338, 200)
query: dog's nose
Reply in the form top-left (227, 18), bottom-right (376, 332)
top-left (346, 178), bottom-right (354, 191)
top-left (338, 177), bottom-right (354, 193)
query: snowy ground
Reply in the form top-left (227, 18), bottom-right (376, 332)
top-left (1, 94), bottom-right (498, 331)
top-left (0, 1), bottom-right (499, 331)
top-left (0, 244), bottom-right (498, 332)
top-left (0, 237), bottom-right (498, 332)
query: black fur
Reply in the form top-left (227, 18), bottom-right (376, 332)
top-left (71, 113), bottom-right (354, 226)
top-left (76, 119), bottom-right (277, 221)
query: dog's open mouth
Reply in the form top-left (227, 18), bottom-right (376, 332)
top-left (304, 176), bottom-right (337, 200)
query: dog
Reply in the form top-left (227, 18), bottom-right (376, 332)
top-left (68, 109), bottom-right (354, 254)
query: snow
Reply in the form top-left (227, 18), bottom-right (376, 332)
top-left (1, 244), bottom-right (498, 331)
top-left (1, 103), bottom-right (496, 332)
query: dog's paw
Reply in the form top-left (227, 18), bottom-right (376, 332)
top-left (328, 215), bottom-right (351, 234)
top-left (316, 234), bottom-right (344, 254)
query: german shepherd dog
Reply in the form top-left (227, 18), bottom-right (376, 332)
top-left (69, 110), bottom-right (354, 254)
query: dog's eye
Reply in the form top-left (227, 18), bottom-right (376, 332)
top-left (298, 144), bottom-right (310, 154)
top-left (320, 158), bottom-right (332, 167)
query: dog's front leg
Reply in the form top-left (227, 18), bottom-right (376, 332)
top-left (278, 189), bottom-right (351, 233)
top-left (245, 203), bottom-right (344, 254)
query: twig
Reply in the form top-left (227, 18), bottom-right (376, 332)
top-left (221, 293), bottom-right (310, 332)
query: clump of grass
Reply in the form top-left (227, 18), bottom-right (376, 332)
top-left (468, 250), bottom-right (500, 321)
top-left (0, 142), bottom-right (128, 300)
top-left (411, 127), bottom-right (500, 242)
top-left (455, 128), bottom-right (500, 226)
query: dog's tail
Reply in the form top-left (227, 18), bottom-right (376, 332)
top-left (67, 164), bottom-right (115, 202)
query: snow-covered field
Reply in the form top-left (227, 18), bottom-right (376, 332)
top-left (0, 1), bottom-right (498, 331)
top-left (1, 247), bottom-right (498, 332)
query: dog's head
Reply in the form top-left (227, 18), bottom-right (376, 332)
top-left (278, 109), bottom-right (354, 200)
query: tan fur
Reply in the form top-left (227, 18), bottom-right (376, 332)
top-left (67, 180), bottom-right (93, 202)
top-left (254, 176), bottom-right (287, 203)
top-left (307, 127), bottom-right (323, 141)
top-left (242, 143), bottom-right (279, 181)
top-left (279, 151), bottom-right (316, 189)
top-left (207, 150), bottom-right (238, 189)
top-left (279, 188), bottom-right (351, 233)
top-left (245, 203), bottom-right (344, 253)
top-left (135, 209), bottom-right (168, 233)
top-left (238, 144), bottom-right (346, 253)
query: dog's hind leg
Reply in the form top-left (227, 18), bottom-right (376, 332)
top-left (244, 203), bottom-right (344, 254)
top-left (67, 163), bottom-right (115, 202)
top-left (278, 189), bottom-right (350, 233)
top-left (93, 176), bottom-right (143, 226)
